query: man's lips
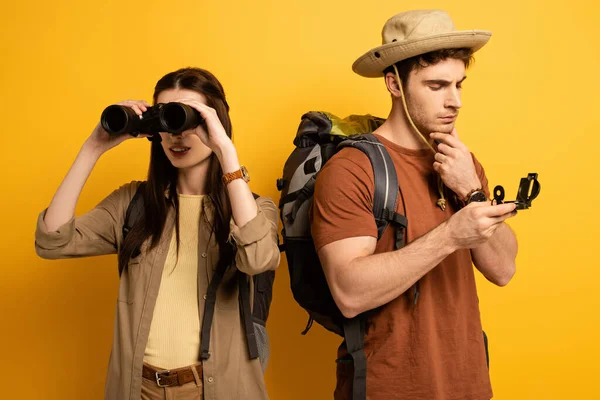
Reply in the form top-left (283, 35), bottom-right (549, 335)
top-left (439, 115), bottom-right (457, 121)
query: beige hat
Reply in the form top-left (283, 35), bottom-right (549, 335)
top-left (352, 10), bottom-right (492, 78)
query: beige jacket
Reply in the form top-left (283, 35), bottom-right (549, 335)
top-left (35, 181), bottom-right (280, 400)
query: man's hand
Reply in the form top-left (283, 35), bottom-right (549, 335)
top-left (445, 202), bottom-right (518, 249)
top-left (430, 128), bottom-right (482, 200)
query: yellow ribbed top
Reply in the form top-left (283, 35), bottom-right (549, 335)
top-left (144, 194), bottom-right (204, 369)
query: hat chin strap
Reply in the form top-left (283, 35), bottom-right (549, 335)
top-left (392, 64), bottom-right (447, 211)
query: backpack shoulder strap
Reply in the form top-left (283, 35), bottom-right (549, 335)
top-left (337, 134), bottom-right (407, 242)
top-left (337, 135), bottom-right (408, 400)
top-left (200, 255), bottom-right (229, 360)
top-left (206, 190), bottom-right (266, 361)
top-left (123, 182), bottom-right (147, 242)
top-left (344, 318), bottom-right (367, 400)
top-left (239, 273), bottom-right (259, 359)
top-left (119, 182), bottom-right (146, 276)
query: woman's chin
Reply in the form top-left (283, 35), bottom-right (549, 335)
top-left (169, 154), bottom-right (212, 170)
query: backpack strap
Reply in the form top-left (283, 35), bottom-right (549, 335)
top-left (120, 182), bottom-right (147, 276)
top-left (123, 182), bottom-right (146, 240)
top-left (252, 270), bottom-right (276, 325)
top-left (201, 192), bottom-right (260, 360)
top-left (343, 318), bottom-right (367, 400)
top-left (289, 174), bottom-right (317, 223)
top-left (200, 253), bottom-right (228, 360)
top-left (337, 134), bottom-right (405, 240)
top-left (237, 191), bottom-right (273, 360)
top-left (337, 134), bottom-right (409, 400)
top-left (239, 273), bottom-right (259, 359)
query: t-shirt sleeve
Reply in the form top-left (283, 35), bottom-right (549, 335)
top-left (471, 153), bottom-right (490, 199)
top-left (310, 148), bottom-right (378, 251)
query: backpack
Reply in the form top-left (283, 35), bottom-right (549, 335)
top-left (122, 183), bottom-right (275, 373)
top-left (277, 111), bottom-right (408, 400)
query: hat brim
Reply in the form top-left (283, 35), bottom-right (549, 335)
top-left (352, 30), bottom-right (492, 78)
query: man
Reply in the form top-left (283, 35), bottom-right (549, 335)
top-left (311, 9), bottom-right (518, 400)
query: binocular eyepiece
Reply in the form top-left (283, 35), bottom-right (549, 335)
top-left (100, 102), bottom-right (202, 136)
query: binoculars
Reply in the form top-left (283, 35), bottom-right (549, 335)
top-left (100, 102), bottom-right (203, 136)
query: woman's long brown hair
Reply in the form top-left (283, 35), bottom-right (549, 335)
top-left (118, 67), bottom-right (234, 272)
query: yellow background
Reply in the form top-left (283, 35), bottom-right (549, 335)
top-left (1, 0), bottom-right (597, 399)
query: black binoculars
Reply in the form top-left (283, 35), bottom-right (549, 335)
top-left (100, 102), bottom-right (203, 136)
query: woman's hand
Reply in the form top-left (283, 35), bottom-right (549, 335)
top-left (173, 98), bottom-right (235, 160)
top-left (85, 99), bottom-right (151, 156)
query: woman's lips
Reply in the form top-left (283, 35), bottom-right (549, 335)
top-left (169, 146), bottom-right (190, 157)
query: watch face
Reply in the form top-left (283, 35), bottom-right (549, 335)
top-left (469, 191), bottom-right (487, 203)
top-left (241, 165), bottom-right (250, 182)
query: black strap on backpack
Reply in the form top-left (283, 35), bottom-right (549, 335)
top-left (239, 273), bottom-right (259, 359)
top-left (235, 192), bottom-right (269, 360)
top-left (201, 192), bottom-right (267, 361)
top-left (200, 249), bottom-right (229, 360)
top-left (337, 134), bottom-right (408, 400)
top-left (252, 270), bottom-right (276, 325)
top-left (338, 134), bottom-right (407, 244)
top-left (343, 318), bottom-right (368, 399)
top-left (238, 269), bottom-right (276, 361)
top-left (120, 182), bottom-right (147, 275)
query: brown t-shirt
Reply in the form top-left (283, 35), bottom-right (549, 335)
top-left (311, 134), bottom-right (493, 400)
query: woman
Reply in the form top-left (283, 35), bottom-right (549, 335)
top-left (35, 67), bottom-right (280, 400)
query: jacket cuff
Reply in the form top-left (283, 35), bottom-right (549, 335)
top-left (35, 209), bottom-right (76, 249)
top-left (229, 210), bottom-right (271, 246)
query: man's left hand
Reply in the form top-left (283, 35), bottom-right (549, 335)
top-left (430, 128), bottom-right (482, 200)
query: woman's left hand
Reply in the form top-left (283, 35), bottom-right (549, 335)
top-left (174, 98), bottom-right (235, 158)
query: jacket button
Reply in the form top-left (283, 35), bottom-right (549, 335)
top-left (207, 376), bottom-right (214, 383)
top-left (201, 252), bottom-right (207, 258)
top-left (203, 294), bottom-right (207, 300)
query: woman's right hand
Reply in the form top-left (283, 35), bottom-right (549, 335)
top-left (85, 100), bottom-right (151, 155)
top-left (42, 100), bottom-right (152, 232)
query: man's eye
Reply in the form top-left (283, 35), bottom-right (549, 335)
top-left (429, 86), bottom-right (442, 91)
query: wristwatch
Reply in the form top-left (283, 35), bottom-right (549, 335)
top-left (222, 165), bottom-right (250, 186)
top-left (465, 189), bottom-right (487, 205)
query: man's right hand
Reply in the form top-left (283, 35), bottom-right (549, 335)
top-left (445, 202), bottom-right (518, 249)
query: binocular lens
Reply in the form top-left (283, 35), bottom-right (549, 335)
top-left (101, 105), bottom-right (139, 135)
top-left (161, 103), bottom-right (200, 134)
top-left (99, 102), bottom-right (201, 136)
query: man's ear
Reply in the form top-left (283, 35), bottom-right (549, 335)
top-left (384, 72), bottom-right (402, 98)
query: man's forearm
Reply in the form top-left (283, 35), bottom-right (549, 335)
top-left (321, 202), bottom-right (517, 318)
top-left (471, 223), bottom-right (518, 286)
top-left (327, 222), bottom-right (457, 318)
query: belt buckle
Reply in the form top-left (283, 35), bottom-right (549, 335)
top-left (155, 370), bottom-right (172, 388)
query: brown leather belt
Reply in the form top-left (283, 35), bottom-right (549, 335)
top-left (142, 363), bottom-right (203, 388)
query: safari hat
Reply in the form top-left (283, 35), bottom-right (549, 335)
top-left (352, 10), bottom-right (491, 77)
